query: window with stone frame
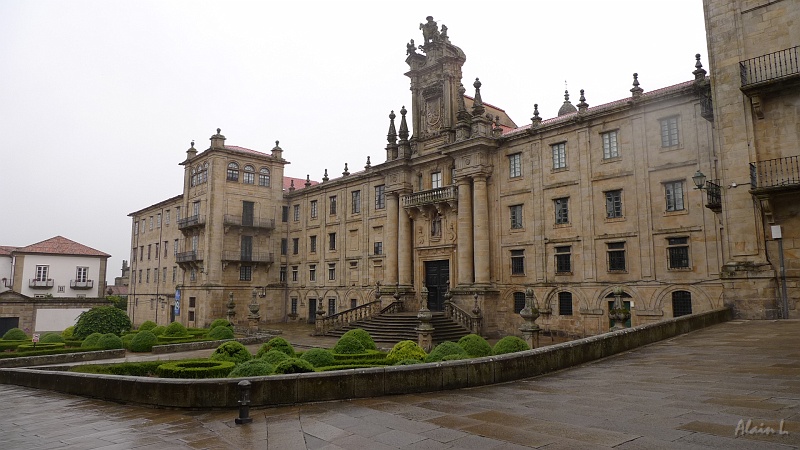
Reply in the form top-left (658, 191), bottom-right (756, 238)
top-left (352, 190), bottom-right (361, 214)
top-left (555, 246), bottom-right (572, 273)
top-left (328, 263), bottom-right (336, 280)
top-left (292, 238), bottom-right (299, 255)
top-left (310, 235), bottom-right (317, 253)
top-left (509, 153), bottom-right (522, 178)
top-left (660, 116), bottom-right (679, 147)
top-left (665, 181), bottom-right (685, 212)
top-left (240, 265), bottom-right (252, 281)
top-left (667, 237), bottom-right (690, 269)
top-left (291, 298), bottom-right (298, 315)
top-left (293, 204), bottom-right (300, 221)
top-left (602, 130), bottom-right (619, 159)
top-left (292, 266), bottom-right (298, 282)
top-left (243, 165), bottom-right (255, 184)
top-left (329, 232), bottom-right (336, 251)
top-left (279, 266), bottom-right (286, 283)
top-left (309, 265), bottom-right (316, 282)
top-left (554, 197), bottom-right (569, 225)
top-left (374, 241), bottom-right (383, 255)
top-left (607, 242), bottom-right (626, 272)
top-left (375, 185), bottom-right (385, 209)
top-left (558, 291), bottom-right (574, 315)
top-left (259, 167), bottom-right (270, 186)
top-left (310, 200), bottom-right (318, 218)
top-left (280, 238), bottom-right (287, 255)
top-left (605, 190), bottom-right (623, 218)
top-left (431, 171), bottom-right (443, 189)
top-left (672, 291), bottom-right (692, 317)
top-left (511, 249), bottom-right (525, 275)
top-left (329, 195), bottom-right (337, 215)
top-left (227, 162), bottom-right (239, 181)
top-left (328, 298), bottom-right (337, 316)
top-left (513, 291), bottom-right (526, 313)
top-left (510, 204), bottom-right (523, 229)
top-left (552, 142), bottom-right (567, 169)
top-left (281, 206), bottom-right (289, 222)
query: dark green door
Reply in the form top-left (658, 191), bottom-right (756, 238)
top-left (424, 260), bottom-right (449, 311)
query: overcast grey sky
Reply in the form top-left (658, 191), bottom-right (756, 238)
top-left (0, 0), bottom-right (708, 283)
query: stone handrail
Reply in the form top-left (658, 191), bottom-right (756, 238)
top-left (316, 300), bottom-right (383, 335)
top-left (401, 185), bottom-right (457, 208)
top-left (445, 301), bottom-right (482, 335)
top-left (380, 300), bottom-right (403, 315)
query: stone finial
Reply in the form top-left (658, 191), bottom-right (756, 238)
top-left (190, 140), bottom-right (195, 148)
top-left (342, 163), bottom-right (350, 176)
top-left (630, 73), bottom-right (644, 98)
top-left (530, 104), bottom-right (542, 128)
top-left (304, 174), bottom-right (311, 187)
top-left (210, 128), bottom-right (226, 149)
top-left (693, 53), bottom-right (707, 81)
top-left (387, 110), bottom-right (397, 144)
top-left (186, 140), bottom-right (198, 159)
top-left (322, 169), bottom-right (329, 182)
top-left (471, 78), bottom-right (485, 116)
top-left (288, 179), bottom-right (295, 191)
top-left (557, 90), bottom-right (577, 116)
top-left (365, 156), bottom-right (371, 170)
top-left (577, 89), bottom-right (589, 113)
top-left (398, 106), bottom-right (409, 142)
top-left (271, 140), bottom-right (283, 158)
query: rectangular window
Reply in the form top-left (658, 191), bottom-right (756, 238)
top-left (240, 265), bottom-right (252, 281)
top-left (351, 299), bottom-right (358, 309)
top-left (280, 238), bottom-right (287, 255)
top-left (291, 298), bottom-right (298, 315)
top-left (292, 266), bottom-right (298, 282)
top-left (155, 243), bottom-right (159, 259)
top-left (156, 213), bottom-right (161, 228)
top-left (328, 263), bottom-right (336, 280)
top-left (607, 242), bottom-right (626, 272)
top-left (513, 292), bottom-right (526, 313)
top-left (310, 200), bottom-right (318, 218)
top-left (174, 239), bottom-right (179, 256)
top-left (281, 206), bottom-right (289, 222)
top-left (667, 237), bottom-right (690, 269)
top-left (351, 190), bottom-right (361, 214)
top-left (310, 235), bottom-right (317, 253)
top-left (132, 248), bottom-right (136, 262)
top-left (243, 170), bottom-right (254, 185)
top-left (189, 297), bottom-right (196, 308)
top-left (293, 204), bottom-right (300, 221)
top-left (176, 206), bottom-right (181, 221)
top-left (605, 190), bottom-right (623, 218)
top-left (558, 292), bottom-right (574, 316)
top-left (241, 235), bottom-right (253, 261)
top-left (188, 310), bottom-right (195, 321)
top-left (75, 266), bottom-right (88, 282)
top-left (329, 196), bottom-right (337, 215)
top-left (552, 142), bottom-right (567, 169)
top-left (555, 246), bottom-right (571, 274)
top-left (554, 197), bottom-right (569, 225)
top-left (192, 201), bottom-right (200, 217)
top-left (374, 241), bottom-right (383, 255)
top-left (418, 174), bottom-right (423, 190)
top-left (329, 232), bottom-right (336, 251)
top-left (58, 285), bottom-right (65, 293)
top-left (147, 244), bottom-right (152, 260)
top-left (328, 298), bottom-right (337, 316)
top-left (511, 249), bottom-right (525, 275)
top-left (134, 221), bottom-right (139, 235)
top-left (510, 204), bottom-right (523, 229)
top-left (431, 172), bottom-right (443, 189)
top-left (164, 241), bottom-right (168, 258)
top-left (162, 267), bottom-right (166, 284)
top-left (154, 268), bottom-right (159, 283)
top-left (672, 291), bottom-right (692, 317)
top-left (146, 268), bottom-right (150, 283)
top-left (242, 201), bottom-right (254, 227)
top-left (172, 266), bottom-right (177, 282)
top-left (375, 185), bottom-right (385, 209)
top-left (190, 268), bottom-right (197, 281)
top-left (140, 246), bottom-right (144, 260)
top-left (660, 116), bottom-right (679, 147)
top-left (602, 130), bottom-right (619, 159)
top-left (665, 181), bottom-right (685, 212)
top-left (149, 216), bottom-right (153, 230)
top-left (309, 264), bottom-right (316, 282)
top-left (509, 153), bottom-right (522, 178)
top-left (165, 210), bottom-right (170, 225)
top-left (138, 269), bottom-right (142, 284)
top-left (141, 219), bottom-right (145, 234)
top-left (280, 266), bottom-right (287, 283)
top-left (292, 238), bottom-right (299, 255)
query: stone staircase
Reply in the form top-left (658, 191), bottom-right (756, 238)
top-left (324, 312), bottom-right (472, 345)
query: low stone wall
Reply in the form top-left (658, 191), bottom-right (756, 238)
top-left (0, 308), bottom-right (731, 408)
top-left (0, 349), bottom-right (127, 369)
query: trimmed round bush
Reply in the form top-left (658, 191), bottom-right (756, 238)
top-left (260, 349), bottom-right (290, 365)
top-left (41, 333), bottom-right (65, 344)
top-left (138, 321), bottom-right (157, 332)
top-left (2, 328), bottom-right (28, 341)
top-left (256, 337), bottom-right (295, 358)
top-left (425, 341), bottom-right (469, 363)
top-left (209, 319), bottom-right (232, 330)
top-left (61, 326), bottom-right (74, 339)
top-left (300, 348), bottom-right (335, 368)
top-left (274, 357), bottom-right (315, 374)
top-left (156, 359), bottom-right (235, 379)
top-left (122, 333), bottom-right (135, 349)
top-left (81, 332), bottom-right (104, 348)
top-left (208, 325), bottom-right (234, 340)
top-left (150, 326), bottom-right (166, 336)
top-left (129, 330), bottom-right (159, 352)
top-left (340, 328), bottom-right (377, 351)
top-left (493, 336), bottom-right (530, 355)
top-left (73, 306), bottom-right (131, 339)
top-left (163, 321), bottom-right (189, 337)
top-left (394, 358), bottom-right (423, 366)
top-left (458, 334), bottom-right (493, 358)
top-left (441, 353), bottom-right (469, 361)
top-left (228, 360), bottom-right (274, 378)
top-left (98, 333), bottom-right (124, 350)
top-left (210, 341), bottom-right (252, 364)
top-left (387, 340), bottom-right (427, 364)
top-left (333, 335), bottom-right (365, 354)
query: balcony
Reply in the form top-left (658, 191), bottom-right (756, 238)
top-left (704, 179), bottom-right (722, 213)
top-left (222, 251), bottom-right (275, 263)
top-left (223, 215), bottom-right (275, 231)
top-left (401, 185), bottom-right (458, 208)
top-left (750, 156), bottom-right (800, 193)
top-left (29, 279), bottom-right (54, 289)
top-left (740, 46), bottom-right (799, 94)
top-left (176, 250), bottom-right (203, 263)
top-left (177, 215), bottom-right (205, 230)
top-left (70, 280), bottom-right (94, 290)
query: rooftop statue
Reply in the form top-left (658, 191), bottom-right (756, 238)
top-left (420, 16), bottom-right (440, 44)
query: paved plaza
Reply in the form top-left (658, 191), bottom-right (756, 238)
top-left (1, 320), bottom-right (799, 449)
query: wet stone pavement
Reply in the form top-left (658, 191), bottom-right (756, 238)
top-left (2, 320), bottom-right (799, 449)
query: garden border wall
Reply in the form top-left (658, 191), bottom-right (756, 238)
top-left (0, 308), bottom-right (731, 409)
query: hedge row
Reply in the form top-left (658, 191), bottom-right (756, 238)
top-left (155, 359), bottom-right (236, 379)
top-left (0, 346), bottom-right (104, 359)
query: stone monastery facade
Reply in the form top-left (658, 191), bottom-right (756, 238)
top-left (129, 3), bottom-right (798, 337)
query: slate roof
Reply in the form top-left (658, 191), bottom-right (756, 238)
top-left (14, 236), bottom-right (110, 258)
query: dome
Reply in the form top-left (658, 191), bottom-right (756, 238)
top-left (557, 90), bottom-right (577, 116)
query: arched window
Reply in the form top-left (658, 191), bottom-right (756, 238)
top-left (672, 291), bottom-right (692, 317)
top-left (227, 162), bottom-right (239, 182)
top-left (259, 167), bottom-right (270, 187)
top-left (243, 165), bottom-right (255, 184)
top-left (190, 166), bottom-right (197, 187)
top-left (513, 291), bottom-right (525, 313)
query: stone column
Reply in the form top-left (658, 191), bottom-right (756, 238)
top-left (386, 192), bottom-right (399, 285)
top-left (457, 177), bottom-right (474, 285)
top-left (398, 195), bottom-right (412, 287)
top-left (473, 174), bottom-right (490, 285)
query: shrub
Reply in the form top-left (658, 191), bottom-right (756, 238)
top-left (493, 336), bottom-right (530, 355)
top-left (61, 326), bottom-right (74, 339)
top-left (441, 353), bottom-right (469, 361)
top-left (138, 321), bottom-right (157, 332)
top-left (332, 350), bottom-right (388, 364)
top-left (425, 341), bottom-right (469, 363)
top-left (340, 328), bottom-right (377, 351)
top-left (300, 348), bottom-right (336, 368)
top-left (274, 357), bottom-right (315, 374)
top-left (210, 341), bottom-right (251, 364)
top-left (98, 333), bottom-right (124, 350)
top-left (394, 359), bottom-right (423, 366)
top-left (129, 331), bottom-right (159, 352)
top-left (81, 332), bottom-right (104, 348)
top-left (156, 359), bottom-right (235, 378)
top-left (208, 325), bottom-right (234, 340)
top-left (41, 333), bottom-right (65, 344)
top-left (122, 333), bottom-right (135, 350)
top-left (260, 349), bottom-right (290, 365)
top-left (228, 360), bottom-right (275, 378)
top-left (17, 342), bottom-right (66, 351)
top-left (73, 306), bottom-right (131, 339)
top-left (458, 334), bottom-right (493, 358)
top-left (209, 319), bottom-right (232, 330)
top-left (256, 337), bottom-right (295, 358)
top-left (163, 321), bottom-right (189, 337)
top-left (333, 335), bottom-right (365, 354)
top-left (71, 361), bottom-right (163, 376)
top-left (387, 340), bottom-right (427, 364)
top-left (2, 328), bottom-right (28, 341)
top-left (150, 326), bottom-right (166, 336)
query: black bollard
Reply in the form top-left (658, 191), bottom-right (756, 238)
top-left (235, 380), bottom-right (252, 425)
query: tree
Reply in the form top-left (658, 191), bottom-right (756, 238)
top-left (73, 306), bottom-right (132, 339)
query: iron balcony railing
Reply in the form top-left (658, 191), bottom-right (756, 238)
top-left (740, 46), bottom-right (799, 87)
top-left (704, 180), bottom-right (722, 212)
top-left (70, 280), bottom-right (94, 289)
top-left (177, 214), bottom-right (205, 230)
top-left (222, 251), bottom-right (275, 263)
top-left (401, 185), bottom-right (457, 208)
top-left (29, 279), bottom-right (54, 288)
top-left (750, 156), bottom-right (800, 189)
top-left (176, 250), bottom-right (203, 263)
top-left (223, 215), bottom-right (275, 230)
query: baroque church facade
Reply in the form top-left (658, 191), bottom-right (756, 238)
top-left (128, 3), bottom-right (798, 337)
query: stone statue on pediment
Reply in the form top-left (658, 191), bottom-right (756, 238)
top-left (420, 16), bottom-right (440, 44)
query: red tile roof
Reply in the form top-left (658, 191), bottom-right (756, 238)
top-left (0, 246), bottom-right (17, 257)
top-left (224, 145), bottom-right (271, 157)
top-left (16, 236), bottom-right (110, 258)
top-left (283, 176), bottom-right (319, 190)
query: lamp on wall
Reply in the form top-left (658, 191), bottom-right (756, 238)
top-left (691, 169), bottom-right (723, 213)
top-left (692, 170), bottom-right (707, 190)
